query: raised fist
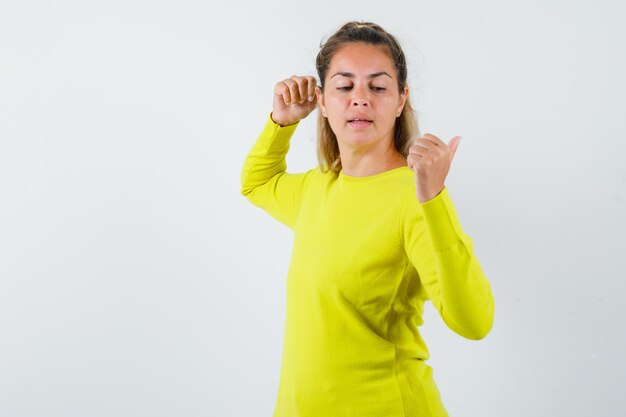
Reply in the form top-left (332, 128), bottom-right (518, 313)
top-left (272, 75), bottom-right (318, 126)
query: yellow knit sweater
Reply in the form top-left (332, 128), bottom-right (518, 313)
top-left (241, 114), bottom-right (495, 417)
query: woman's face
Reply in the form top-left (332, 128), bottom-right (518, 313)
top-left (317, 42), bottom-right (408, 153)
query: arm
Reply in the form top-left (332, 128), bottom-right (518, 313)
top-left (241, 75), bottom-right (319, 229)
top-left (240, 114), bottom-right (310, 229)
top-left (401, 187), bottom-right (495, 340)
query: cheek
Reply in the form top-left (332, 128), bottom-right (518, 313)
top-left (325, 94), bottom-right (347, 108)
top-left (322, 98), bottom-right (347, 122)
top-left (327, 114), bottom-right (343, 130)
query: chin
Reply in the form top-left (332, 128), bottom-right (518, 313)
top-left (343, 127), bottom-right (381, 141)
top-left (338, 135), bottom-right (379, 149)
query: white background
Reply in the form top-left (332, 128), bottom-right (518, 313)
top-left (1, 1), bottom-right (625, 416)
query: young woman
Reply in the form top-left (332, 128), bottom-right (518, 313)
top-left (241, 21), bottom-right (494, 417)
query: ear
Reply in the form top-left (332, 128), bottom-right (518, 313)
top-left (316, 86), bottom-right (326, 116)
top-left (397, 85), bottom-right (409, 115)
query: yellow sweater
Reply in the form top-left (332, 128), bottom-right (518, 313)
top-left (241, 114), bottom-right (495, 417)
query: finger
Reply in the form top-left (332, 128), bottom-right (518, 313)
top-left (408, 146), bottom-right (426, 157)
top-left (274, 82), bottom-right (291, 105)
top-left (407, 155), bottom-right (418, 171)
top-left (306, 77), bottom-right (317, 102)
top-left (407, 155), bottom-right (425, 172)
top-left (448, 136), bottom-right (462, 160)
top-left (289, 76), bottom-right (304, 103)
top-left (294, 77), bottom-right (308, 104)
top-left (423, 133), bottom-right (442, 142)
top-left (421, 133), bottom-right (446, 147)
top-left (412, 138), bottom-right (436, 151)
top-left (284, 78), bottom-right (301, 104)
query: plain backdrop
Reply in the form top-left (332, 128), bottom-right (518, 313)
top-left (1, 1), bottom-right (625, 416)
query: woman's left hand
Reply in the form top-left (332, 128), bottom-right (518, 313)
top-left (407, 134), bottom-right (462, 203)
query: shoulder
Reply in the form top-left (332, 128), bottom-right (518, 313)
top-left (380, 167), bottom-right (418, 200)
top-left (284, 166), bottom-right (336, 193)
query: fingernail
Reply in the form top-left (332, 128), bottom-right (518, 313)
top-left (308, 96), bottom-right (314, 101)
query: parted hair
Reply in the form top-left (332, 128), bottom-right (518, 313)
top-left (315, 21), bottom-right (420, 174)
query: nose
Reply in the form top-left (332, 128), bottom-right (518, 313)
top-left (351, 85), bottom-right (369, 107)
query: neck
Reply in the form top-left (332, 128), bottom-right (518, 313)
top-left (338, 139), bottom-right (407, 177)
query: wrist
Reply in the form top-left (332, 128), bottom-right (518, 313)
top-left (416, 184), bottom-right (445, 204)
top-left (270, 112), bottom-right (298, 127)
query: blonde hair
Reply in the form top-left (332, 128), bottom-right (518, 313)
top-left (315, 21), bottom-right (420, 174)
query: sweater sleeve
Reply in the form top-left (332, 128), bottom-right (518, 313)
top-left (400, 186), bottom-right (495, 340)
top-left (240, 113), bottom-right (312, 230)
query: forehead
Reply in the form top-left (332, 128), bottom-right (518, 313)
top-left (328, 42), bottom-right (396, 77)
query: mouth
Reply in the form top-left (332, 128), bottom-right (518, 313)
top-left (347, 118), bottom-right (373, 128)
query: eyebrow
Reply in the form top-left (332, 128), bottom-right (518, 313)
top-left (330, 71), bottom-right (393, 79)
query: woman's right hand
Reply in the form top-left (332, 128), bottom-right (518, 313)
top-left (272, 75), bottom-right (318, 126)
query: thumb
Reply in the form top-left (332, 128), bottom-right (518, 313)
top-left (448, 136), bottom-right (462, 160)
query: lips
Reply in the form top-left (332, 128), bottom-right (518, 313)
top-left (348, 114), bottom-right (372, 122)
top-left (347, 114), bottom-right (373, 129)
top-left (348, 118), bottom-right (373, 129)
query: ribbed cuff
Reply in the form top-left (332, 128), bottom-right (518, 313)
top-left (259, 112), bottom-right (299, 151)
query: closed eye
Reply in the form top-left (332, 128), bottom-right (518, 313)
top-left (336, 86), bottom-right (386, 92)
